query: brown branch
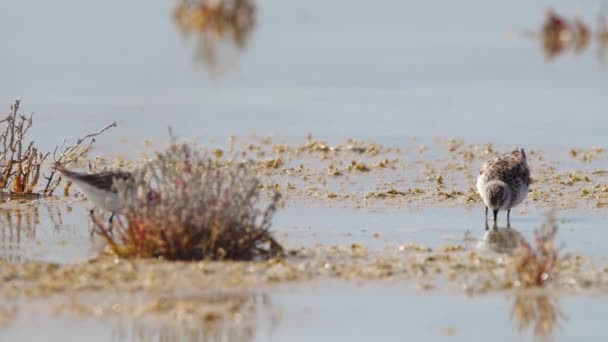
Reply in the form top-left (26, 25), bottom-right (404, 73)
top-left (54, 121), bottom-right (117, 165)
top-left (1, 100), bottom-right (116, 195)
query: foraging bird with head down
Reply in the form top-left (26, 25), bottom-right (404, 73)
top-left (476, 148), bottom-right (530, 228)
top-left (53, 163), bottom-right (132, 221)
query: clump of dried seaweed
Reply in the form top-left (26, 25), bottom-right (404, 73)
top-left (511, 213), bottom-right (560, 287)
top-left (92, 140), bottom-right (283, 261)
top-left (0, 100), bottom-right (116, 196)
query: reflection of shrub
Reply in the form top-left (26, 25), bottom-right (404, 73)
top-left (92, 142), bottom-right (283, 261)
top-left (173, 0), bottom-right (254, 48)
top-left (124, 293), bottom-right (274, 340)
top-left (172, 0), bottom-right (256, 75)
top-left (511, 214), bottom-right (560, 287)
top-left (0, 100), bottom-right (115, 196)
top-left (600, 14), bottom-right (608, 46)
top-left (511, 293), bottom-right (565, 338)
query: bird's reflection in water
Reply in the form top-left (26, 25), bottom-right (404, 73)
top-left (172, 0), bottom-right (256, 78)
top-left (510, 291), bottom-right (567, 339)
top-left (110, 292), bottom-right (279, 342)
top-left (477, 224), bottom-right (526, 255)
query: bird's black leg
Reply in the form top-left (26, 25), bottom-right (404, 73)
top-left (89, 209), bottom-right (95, 236)
top-left (485, 206), bottom-right (489, 230)
top-left (507, 209), bottom-right (511, 228)
top-left (493, 209), bottom-right (498, 224)
top-left (108, 212), bottom-right (115, 223)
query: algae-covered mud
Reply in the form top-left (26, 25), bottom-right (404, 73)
top-left (2, 0), bottom-right (608, 341)
top-left (2, 137), bottom-right (608, 341)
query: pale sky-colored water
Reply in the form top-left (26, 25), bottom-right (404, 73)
top-left (3, 284), bottom-right (608, 342)
top-left (1, 0), bottom-right (606, 151)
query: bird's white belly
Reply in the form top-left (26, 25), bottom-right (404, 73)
top-left (508, 183), bottom-right (529, 209)
top-left (476, 175), bottom-right (490, 207)
top-left (73, 180), bottom-right (122, 212)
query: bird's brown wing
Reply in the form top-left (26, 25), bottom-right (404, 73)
top-left (479, 156), bottom-right (502, 176)
top-left (77, 171), bottom-right (132, 191)
top-left (479, 159), bottom-right (492, 175)
top-left (57, 166), bottom-right (132, 192)
top-left (521, 165), bottom-right (531, 186)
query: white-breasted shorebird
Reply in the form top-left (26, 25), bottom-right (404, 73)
top-left (53, 163), bottom-right (132, 221)
top-left (476, 148), bottom-right (530, 228)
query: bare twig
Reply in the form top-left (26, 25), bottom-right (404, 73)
top-left (0, 100), bottom-right (116, 196)
top-left (53, 121), bottom-right (117, 165)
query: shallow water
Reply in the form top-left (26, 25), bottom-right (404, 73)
top-left (2, 284), bottom-right (608, 342)
top-left (269, 284), bottom-right (608, 342)
top-left (1, 0), bottom-right (607, 151)
top-left (1, 0), bottom-right (607, 340)
top-left (3, 197), bottom-right (608, 263)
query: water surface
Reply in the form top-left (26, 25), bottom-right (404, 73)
top-left (1, 0), bottom-right (607, 341)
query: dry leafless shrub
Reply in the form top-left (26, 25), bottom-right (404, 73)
top-left (0, 100), bottom-right (116, 196)
top-left (0, 100), bottom-right (44, 194)
top-left (92, 141), bottom-right (283, 261)
top-left (511, 213), bottom-right (560, 287)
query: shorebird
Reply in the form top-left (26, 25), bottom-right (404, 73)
top-left (53, 163), bottom-right (132, 221)
top-left (476, 148), bottom-right (530, 228)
